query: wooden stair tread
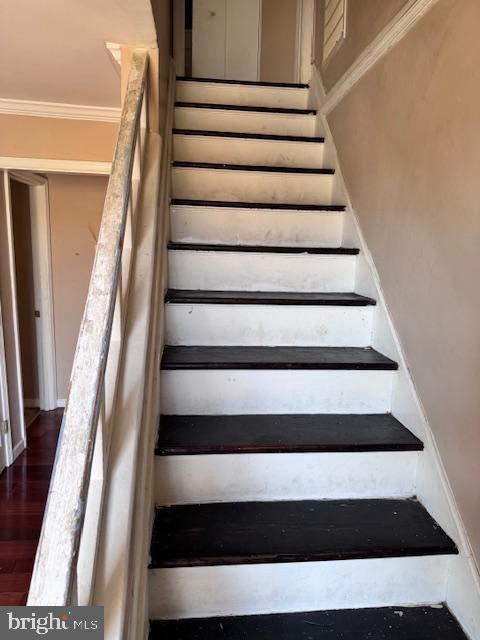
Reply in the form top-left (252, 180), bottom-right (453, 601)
top-left (175, 101), bottom-right (316, 115)
top-left (176, 76), bottom-right (309, 89)
top-left (171, 199), bottom-right (346, 211)
top-left (165, 290), bottom-right (376, 306)
top-left (150, 498), bottom-right (457, 568)
top-left (161, 346), bottom-right (398, 371)
top-left (168, 242), bottom-right (359, 255)
top-left (149, 605), bottom-right (468, 639)
top-left (172, 161), bottom-right (334, 175)
top-left (156, 413), bottom-right (423, 456)
top-left (173, 128), bottom-right (325, 143)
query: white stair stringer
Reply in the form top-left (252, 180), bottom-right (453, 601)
top-left (149, 555), bottom-right (450, 620)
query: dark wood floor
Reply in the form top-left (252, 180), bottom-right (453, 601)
top-left (0, 409), bottom-right (62, 605)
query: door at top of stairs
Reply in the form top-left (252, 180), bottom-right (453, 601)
top-left (192, 0), bottom-right (261, 81)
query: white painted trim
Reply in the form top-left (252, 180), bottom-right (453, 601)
top-left (321, 0), bottom-right (440, 114)
top-left (1, 172), bottom-right (27, 457)
top-left (12, 439), bottom-right (25, 461)
top-left (0, 158), bottom-right (111, 175)
top-left (0, 98), bottom-right (121, 123)
top-left (29, 181), bottom-right (58, 410)
top-left (309, 68), bottom-right (480, 639)
top-left (0, 298), bottom-right (14, 467)
top-left (56, 399), bottom-right (66, 408)
top-left (8, 173), bottom-right (58, 411)
top-left (297, 0), bottom-right (316, 84)
top-left (105, 42), bottom-right (122, 67)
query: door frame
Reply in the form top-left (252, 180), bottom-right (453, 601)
top-left (0, 297), bottom-right (14, 469)
top-left (4, 170), bottom-right (57, 412)
top-left (296, 0), bottom-right (316, 84)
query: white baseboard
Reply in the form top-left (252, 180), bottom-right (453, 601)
top-left (310, 65), bottom-right (480, 639)
top-left (56, 399), bottom-right (66, 408)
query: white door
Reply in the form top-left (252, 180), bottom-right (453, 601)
top-left (192, 0), bottom-right (262, 81)
top-left (0, 299), bottom-right (14, 472)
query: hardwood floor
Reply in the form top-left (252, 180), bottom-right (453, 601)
top-left (0, 409), bottom-right (62, 605)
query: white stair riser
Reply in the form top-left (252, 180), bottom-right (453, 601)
top-left (149, 555), bottom-right (449, 619)
top-left (176, 82), bottom-right (309, 109)
top-left (173, 135), bottom-right (325, 168)
top-left (168, 251), bottom-right (357, 292)
top-left (172, 167), bottom-right (333, 204)
top-left (165, 305), bottom-right (374, 347)
top-left (155, 452), bottom-right (418, 504)
top-left (171, 206), bottom-right (343, 247)
top-left (175, 108), bottom-right (316, 136)
top-left (160, 370), bottom-right (394, 415)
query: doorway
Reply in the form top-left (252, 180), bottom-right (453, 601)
top-left (0, 170), bottom-right (57, 464)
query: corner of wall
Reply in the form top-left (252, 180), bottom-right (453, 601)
top-left (309, 61), bottom-right (480, 640)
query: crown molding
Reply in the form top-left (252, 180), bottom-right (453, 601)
top-left (0, 97), bottom-right (121, 123)
top-left (0, 157), bottom-right (111, 175)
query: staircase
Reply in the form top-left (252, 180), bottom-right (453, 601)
top-left (148, 77), bottom-right (469, 638)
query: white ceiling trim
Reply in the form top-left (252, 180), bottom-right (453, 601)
top-left (0, 157), bottom-right (111, 175)
top-left (0, 97), bottom-right (121, 122)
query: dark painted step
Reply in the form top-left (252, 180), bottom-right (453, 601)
top-left (156, 413), bottom-right (423, 456)
top-left (171, 198), bottom-right (346, 211)
top-left (161, 346), bottom-right (398, 371)
top-left (173, 128), bottom-right (325, 143)
top-left (175, 101), bottom-right (316, 115)
top-left (150, 605), bottom-right (468, 640)
top-left (177, 76), bottom-right (309, 89)
top-left (172, 160), bottom-right (334, 175)
top-left (165, 290), bottom-right (376, 306)
top-left (168, 242), bottom-right (359, 255)
top-left (150, 498), bottom-right (457, 568)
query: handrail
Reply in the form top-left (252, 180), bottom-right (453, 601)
top-left (28, 49), bottom-right (149, 606)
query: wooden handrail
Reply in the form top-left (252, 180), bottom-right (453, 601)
top-left (27, 49), bottom-right (149, 606)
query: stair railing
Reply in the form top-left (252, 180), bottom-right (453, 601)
top-left (27, 49), bottom-right (149, 606)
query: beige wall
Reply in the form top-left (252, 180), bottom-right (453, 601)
top-left (48, 174), bottom-right (108, 399)
top-left (318, 0), bottom-right (408, 89)
top-left (10, 179), bottom-right (39, 402)
top-left (0, 115), bottom-right (118, 162)
top-left (260, 0), bottom-right (298, 83)
top-left (327, 0), bottom-right (480, 562)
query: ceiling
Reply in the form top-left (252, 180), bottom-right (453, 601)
top-left (0, 0), bottom-right (158, 107)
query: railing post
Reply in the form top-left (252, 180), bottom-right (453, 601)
top-left (27, 49), bottom-right (148, 607)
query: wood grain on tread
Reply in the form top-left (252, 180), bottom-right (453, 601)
top-left (150, 499), bottom-right (457, 568)
top-left (175, 102), bottom-right (316, 115)
top-left (173, 129), bottom-right (325, 143)
top-left (176, 76), bottom-right (309, 89)
top-left (161, 346), bottom-right (398, 371)
top-left (150, 606), bottom-right (468, 639)
top-left (156, 413), bottom-right (423, 456)
top-left (172, 161), bottom-right (334, 175)
top-left (165, 290), bottom-right (376, 306)
top-left (171, 199), bottom-right (346, 211)
top-left (167, 242), bottom-right (359, 255)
